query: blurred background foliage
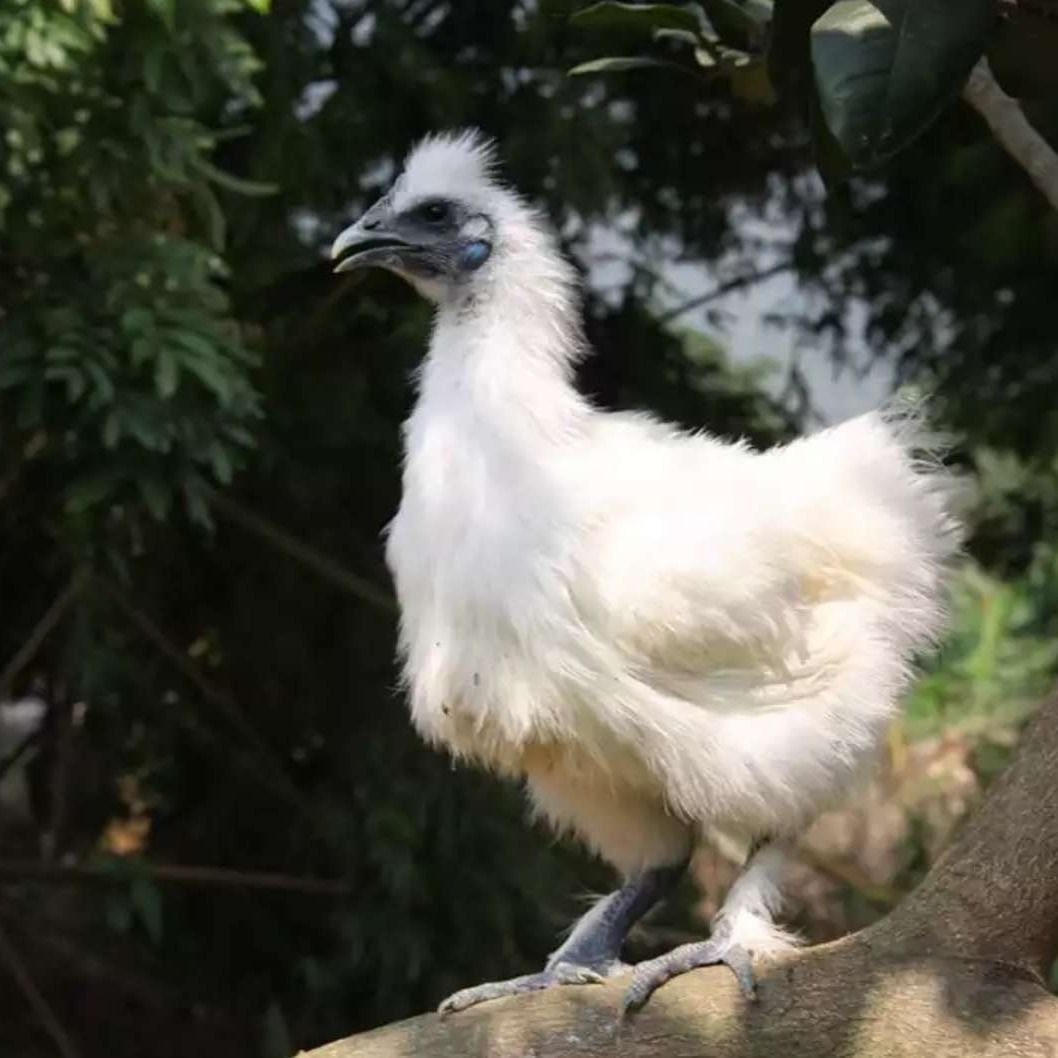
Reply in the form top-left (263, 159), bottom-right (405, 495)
top-left (1, 1), bottom-right (1058, 1055)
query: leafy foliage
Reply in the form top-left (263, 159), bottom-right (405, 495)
top-left (907, 552), bottom-right (1058, 737)
top-left (572, 0), bottom-right (1049, 178)
top-left (0, 0), bottom-right (266, 556)
top-left (810, 0), bottom-right (995, 166)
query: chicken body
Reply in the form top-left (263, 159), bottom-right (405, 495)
top-left (333, 130), bottom-right (961, 1013)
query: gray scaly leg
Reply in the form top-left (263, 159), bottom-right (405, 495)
top-left (438, 859), bottom-right (687, 1015)
top-left (622, 837), bottom-right (790, 1015)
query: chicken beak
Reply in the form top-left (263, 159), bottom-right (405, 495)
top-left (330, 214), bottom-right (413, 274)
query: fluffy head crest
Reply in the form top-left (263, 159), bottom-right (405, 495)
top-left (395, 129), bottom-right (500, 204)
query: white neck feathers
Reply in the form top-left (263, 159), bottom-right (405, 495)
top-left (414, 204), bottom-right (592, 450)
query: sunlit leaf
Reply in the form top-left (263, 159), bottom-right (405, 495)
top-left (727, 58), bottom-right (777, 103)
top-left (571, 2), bottom-right (702, 34)
top-left (569, 55), bottom-right (692, 75)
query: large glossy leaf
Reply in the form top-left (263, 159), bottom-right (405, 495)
top-left (571, 2), bottom-right (702, 34)
top-left (811, 0), bottom-right (996, 168)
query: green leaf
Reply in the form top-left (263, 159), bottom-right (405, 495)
top-left (188, 182), bottom-right (227, 251)
top-left (810, 0), bottom-right (996, 168)
top-left (727, 57), bottom-right (777, 103)
top-left (168, 329), bottom-right (220, 359)
top-left (155, 348), bottom-right (179, 397)
top-left (138, 477), bottom-right (172, 520)
top-left (571, 2), bottom-right (703, 34)
top-left (653, 27), bottom-right (702, 46)
top-left (183, 355), bottom-right (233, 406)
top-left (84, 360), bottom-right (116, 403)
top-left (45, 364), bottom-right (87, 401)
top-left (191, 157), bottom-right (278, 197)
top-left (244, 0), bottom-right (270, 11)
top-left (130, 876), bottom-right (164, 943)
top-left (145, 0), bottom-right (174, 32)
top-left (65, 475), bottom-right (117, 514)
top-left (0, 363), bottom-right (30, 390)
top-left (206, 441), bottom-right (234, 484)
top-left (182, 478), bottom-right (214, 530)
top-left (131, 336), bottom-right (157, 368)
top-left (120, 307), bottom-right (153, 334)
top-left (569, 55), bottom-right (690, 75)
top-left (102, 411), bottom-right (121, 448)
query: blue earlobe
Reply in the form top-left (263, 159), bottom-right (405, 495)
top-left (458, 240), bottom-right (492, 272)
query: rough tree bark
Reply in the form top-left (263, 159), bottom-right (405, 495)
top-left (302, 695), bottom-right (1058, 1058)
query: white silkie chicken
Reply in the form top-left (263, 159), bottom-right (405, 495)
top-left (331, 130), bottom-right (961, 1014)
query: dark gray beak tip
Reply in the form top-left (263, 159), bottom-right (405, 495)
top-left (330, 224), bottom-right (411, 274)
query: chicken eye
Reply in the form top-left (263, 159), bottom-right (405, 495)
top-left (417, 200), bottom-right (451, 224)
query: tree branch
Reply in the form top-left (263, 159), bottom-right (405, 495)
top-left (963, 57), bottom-right (1058, 213)
top-left (0, 429), bottom-right (47, 509)
top-left (98, 577), bottom-right (327, 834)
top-left (0, 569), bottom-right (85, 698)
top-left (303, 695), bottom-right (1058, 1058)
top-left (657, 262), bottom-right (794, 326)
top-left (0, 859), bottom-right (353, 896)
top-left (0, 726), bottom-right (41, 787)
top-left (0, 919), bottom-right (80, 1058)
top-left (205, 488), bottom-right (395, 615)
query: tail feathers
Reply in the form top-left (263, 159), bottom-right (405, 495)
top-left (769, 400), bottom-right (964, 652)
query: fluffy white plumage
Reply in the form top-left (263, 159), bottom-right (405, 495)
top-left (344, 130), bottom-right (962, 994)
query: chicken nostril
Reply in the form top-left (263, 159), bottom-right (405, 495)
top-left (361, 217), bottom-right (380, 231)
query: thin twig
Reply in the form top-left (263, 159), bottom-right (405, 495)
top-left (658, 261), bottom-right (795, 325)
top-left (43, 694), bottom-right (73, 862)
top-left (7, 917), bottom-right (175, 1011)
top-left (963, 57), bottom-right (1058, 213)
top-left (100, 578), bottom-right (286, 765)
top-left (205, 488), bottom-right (395, 614)
top-left (0, 726), bottom-right (41, 787)
top-left (0, 859), bottom-right (353, 896)
top-left (97, 577), bottom-right (320, 827)
top-left (0, 918), bottom-right (80, 1058)
top-left (0, 570), bottom-right (86, 699)
top-left (0, 430), bottom-right (47, 509)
